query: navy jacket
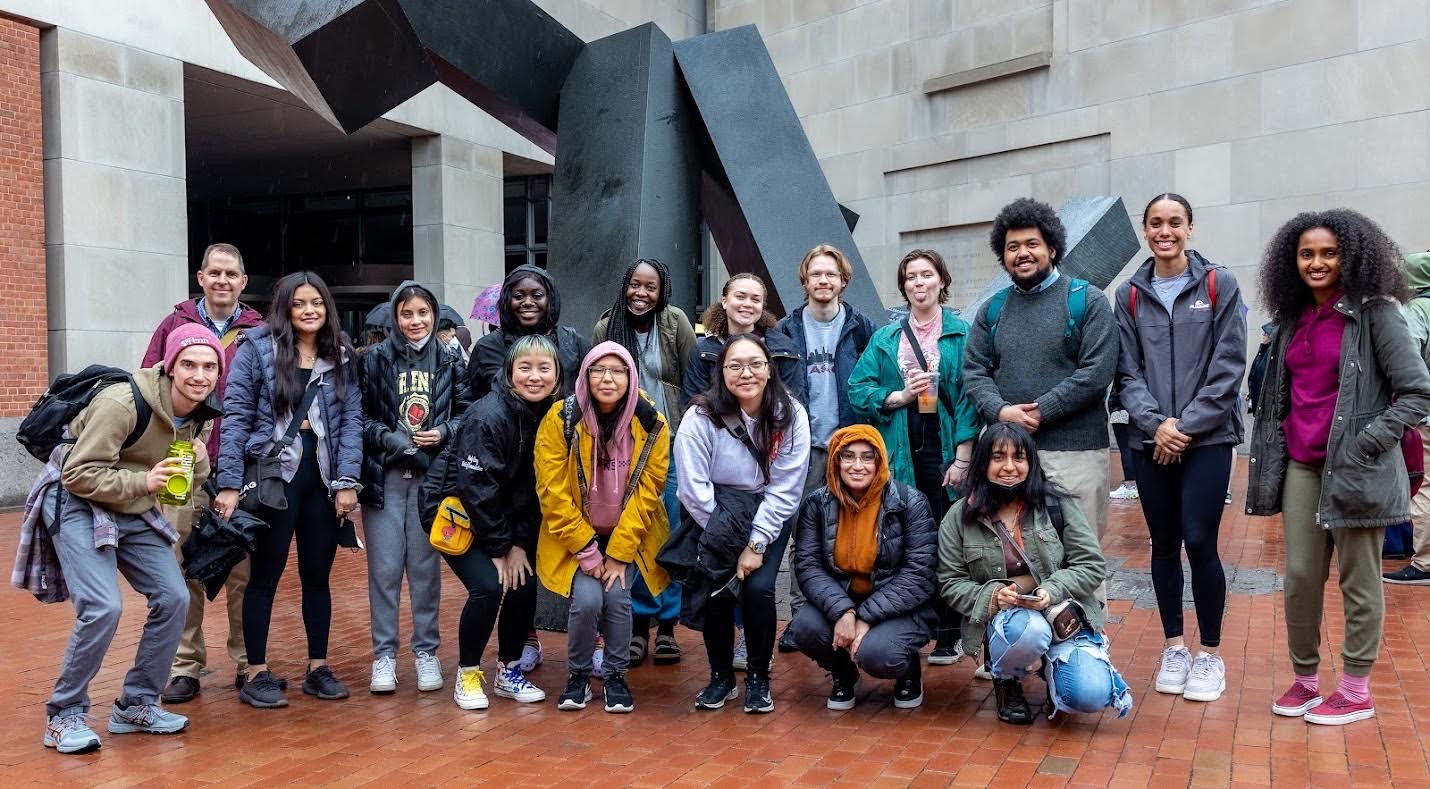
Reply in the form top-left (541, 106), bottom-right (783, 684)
top-left (679, 331), bottom-right (806, 412)
top-left (773, 302), bottom-right (878, 432)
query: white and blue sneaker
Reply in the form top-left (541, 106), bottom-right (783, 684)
top-left (494, 662), bottom-right (546, 703)
top-left (107, 701), bottom-right (188, 735)
top-left (44, 713), bottom-right (100, 754)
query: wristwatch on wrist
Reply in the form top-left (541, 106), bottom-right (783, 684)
top-left (749, 539), bottom-right (768, 555)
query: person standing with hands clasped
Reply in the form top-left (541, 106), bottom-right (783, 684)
top-left (535, 342), bottom-right (672, 714)
top-left (1248, 210), bottom-right (1430, 725)
top-left (1115, 194), bottom-right (1247, 703)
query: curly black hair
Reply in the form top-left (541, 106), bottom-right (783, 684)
top-left (988, 197), bottom-right (1067, 265)
top-left (1259, 208), bottom-right (1408, 325)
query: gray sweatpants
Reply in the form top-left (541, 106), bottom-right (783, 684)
top-left (366, 467), bottom-right (442, 658)
top-left (45, 491), bottom-right (188, 718)
top-left (567, 566), bottom-right (634, 676)
top-left (790, 602), bottom-right (931, 680)
top-left (783, 446), bottom-right (828, 619)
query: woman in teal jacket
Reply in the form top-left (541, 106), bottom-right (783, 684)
top-left (848, 249), bottom-right (981, 663)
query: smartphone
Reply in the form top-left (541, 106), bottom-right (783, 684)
top-left (1015, 593), bottom-right (1041, 602)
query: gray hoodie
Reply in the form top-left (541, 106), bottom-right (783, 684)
top-left (1114, 250), bottom-right (1247, 449)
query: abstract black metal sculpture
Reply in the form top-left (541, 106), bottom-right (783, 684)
top-left (205, 0), bottom-right (884, 328)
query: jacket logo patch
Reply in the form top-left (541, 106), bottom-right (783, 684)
top-left (460, 454), bottom-right (483, 472)
top-left (1190, 299), bottom-right (1210, 310)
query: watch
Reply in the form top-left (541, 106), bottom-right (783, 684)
top-left (749, 539), bottom-right (768, 555)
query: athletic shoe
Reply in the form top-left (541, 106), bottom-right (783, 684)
top-left (695, 673), bottom-right (739, 710)
top-left (370, 655), bottom-right (397, 694)
top-left (235, 671), bottom-right (287, 691)
top-left (494, 662), bottom-right (546, 703)
top-left (743, 671), bottom-right (774, 714)
top-left (1304, 692), bottom-right (1376, 726)
top-left (302, 666), bottom-right (350, 700)
top-left (453, 666), bottom-right (489, 710)
top-left (972, 664), bottom-right (993, 680)
top-left (592, 634), bottom-right (606, 678)
top-left (894, 662), bottom-right (924, 709)
top-left (239, 670), bottom-right (288, 708)
top-left (928, 640), bottom-right (964, 666)
top-left (1154, 645), bottom-right (1192, 694)
top-left (518, 634), bottom-right (543, 673)
top-left (1272, 683), bottom-right (1323, 717)
top-left (1383, 565), bottom-right (1430, 585)
top-left (603, 671), bottom-right (634, 713)
top-left (44, 713), bottom-right (100, 754)
top-left (1182, 652), bottom-right (1226, 702)
top-left (1225, 490), bottom-right (1233, 505)
top-left (557, 671), bottom-right (592, 711)
top-left (1109, 482), bottom-right (1139, 501)
top-left (827, 671), bottom-right (858, 711)
top-left (732, 629), bottom-right (748, 671)
top-left (107, 701), bottom-right (188, 735)
top-left (415, 651), bottom-right (444, 692)
top-left (162, 675), bottom-right (199, 704)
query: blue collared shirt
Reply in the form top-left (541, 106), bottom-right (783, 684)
top-left (196, 298), bottom-right (238, 337)
top-left (1013, 267), bottom-right (1060, 295)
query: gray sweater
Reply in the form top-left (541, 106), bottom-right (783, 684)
top-left (961, 274), bottom-right (1118, 451)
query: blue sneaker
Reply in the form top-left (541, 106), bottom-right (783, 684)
top-left (44, 713), bottom-right (100, 754)
top-left (107, 700), bottom-right (188, 735)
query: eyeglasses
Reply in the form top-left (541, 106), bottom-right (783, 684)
top-left (837, 451), bottom-right (879, 464)
top-left (722, 360), bottom-right (769, 375)
top-left (587, 366), bottom-right (629, 380)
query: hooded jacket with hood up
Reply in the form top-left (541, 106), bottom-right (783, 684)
top-left (1403, 251), bottom-right (1430, 363)
top-left (469, 264), bottom-right (591, 401)
top-left (359, 280), bottom-right (473, 508)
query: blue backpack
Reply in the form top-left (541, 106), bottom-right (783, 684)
top-left (985, 277), bottom-right (1090, 341)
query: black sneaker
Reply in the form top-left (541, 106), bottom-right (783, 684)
top-left (994, 678), bottom-right (1033, 725)
top-left (235, 672), bottom-right (288, 691)
top-left (162, 675), bottom-right (199, 704)
top-left (827, 670), bottom-right (858, 711)
top-left (743, 671), bottom-right (774, 714)
top-left (558, 671), bottom-right (592, 711)
top-left (695, 673), bottom-right (738, 710)
top-left (894, 661), bottom-right (923, 709)
top-left (238, 670), bottom-right (288, 708)
top-left (603, 671), bottom-right (634, 713)
top-left (928, 640), bottom-right (963, 666)
top-left (1384, 565), bottom-right (1430, 585)
top-left (302, 666), bottom-right (350, 700)
top-left (777, 624), bottom-right (799, 653)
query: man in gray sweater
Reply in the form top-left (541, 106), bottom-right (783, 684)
top-left (962, 198), bottom-right (1119, 553)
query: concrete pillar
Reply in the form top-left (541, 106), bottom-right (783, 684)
top-left (411, 135), bottom-right (505, 319)
top-left (41, 28), bottom-right (187, 373)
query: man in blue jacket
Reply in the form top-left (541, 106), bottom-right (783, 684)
top-left (773, 243), bottom-right (877, 650)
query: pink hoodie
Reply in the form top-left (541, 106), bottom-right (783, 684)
top-left (575, 341), bottom-right (642, 533)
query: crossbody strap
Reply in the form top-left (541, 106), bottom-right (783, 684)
top-left (571, 419), bottom-right (666, 520)
top-left (719, 410), bottom-right (770, 486)
top-left (899, 318), bottom-right (957, 418)
top-left (988, 513), bottom-right (1037, 579)
top-left (269, 380), bottom-right (321, 459)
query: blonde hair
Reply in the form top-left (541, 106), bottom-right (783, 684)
top-left (797, 244), bottom-right (853, 292)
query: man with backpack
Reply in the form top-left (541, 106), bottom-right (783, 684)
top-left (962, 198), bottom-right (1119, 554)
top-left (1385, 250), bottom-right (1430, 586)
top-left (141, 243), bottom-right (265, 702)
top-left (36, 325), bottom-right (224, 753)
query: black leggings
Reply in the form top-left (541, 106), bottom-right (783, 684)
top-left (1112, 422), bottom-right (1137, 482)
top-left (909, 411), bottom-right (960, 645)
top-left (243, 431), bottom-right (339, 665)
top-left (704, 524), bottom-right (791, 676)
top-left (442, 547), bottom-right (538, 667)
top-left (1133, 444), bottom-right (1232, 648)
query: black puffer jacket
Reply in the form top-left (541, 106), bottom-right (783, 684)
top-left (469, 264), bottom-right (590, 401)
top-left (422, 387), bottom-right (548, 557)
top-left (794, 480), bottom-right (938, 626)
top-left (359, 281), bottom-right (472, 508)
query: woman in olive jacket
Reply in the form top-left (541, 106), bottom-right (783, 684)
top-left (1247, 209), bottom-right (1430, 726)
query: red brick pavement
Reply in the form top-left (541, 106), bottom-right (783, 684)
top-left (2, 458), bottom-right (1428, 786)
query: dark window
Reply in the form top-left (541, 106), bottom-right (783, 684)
top-left (503, 175), bottom-right (551, 274)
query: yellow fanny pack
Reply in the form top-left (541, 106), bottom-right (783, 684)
top-left (429, 496), bottom-right (473, 555)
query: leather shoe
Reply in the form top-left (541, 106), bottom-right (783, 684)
top-left (162, 675), bottom-right (200, 704)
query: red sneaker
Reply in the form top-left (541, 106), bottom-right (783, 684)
top-left (1272, 683), bottom-right (1322, 717)
top-left (1303, 691), bottom-right (1375, 725)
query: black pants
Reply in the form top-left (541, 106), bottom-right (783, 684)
top-left (1133, 444), bottom-right (1232, 648)
top-left (1112, 422), bottom-right (1137, 482)
top-left (909, 411), bottom-right (960, 645)
top-left (243, 431), bottom-right (340, 665)
top-left (442, 547), bottom-right (538, 667)
top-left (703, 524), bottom-right (791, 675)
top-left (791, 604), bottom-right (930, 680)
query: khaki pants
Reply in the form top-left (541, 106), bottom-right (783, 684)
top-left (166, 490), bottom-right (248, 680)
top-left (1409, 425), bottom-right (1430, 572)
top-left (1039, 449), bottom-right (1111, 607)
top-left (1282, 460), bottom-right (1384, 677)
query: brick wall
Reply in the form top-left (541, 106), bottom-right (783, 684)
top-left (0, 17), bottom-right (45, 417)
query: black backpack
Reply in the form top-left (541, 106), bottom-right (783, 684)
top-left (16, 365), bottom-right (153, 462)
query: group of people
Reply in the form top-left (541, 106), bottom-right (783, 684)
top-left (22, 189), bottom-right (1427, 754)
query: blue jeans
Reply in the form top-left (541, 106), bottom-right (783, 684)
top-left (986, 609), bottom-right (1132, 717)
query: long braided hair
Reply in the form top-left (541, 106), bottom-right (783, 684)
top-left (605, 258), bottom-right (670, 378)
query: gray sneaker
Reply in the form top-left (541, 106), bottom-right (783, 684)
top-left (107, 700), bottom-right (188, 735)
top-left (44, 713), bottom-right (100, 754)
top-left (1154, 645), bottom-right (1193, 694)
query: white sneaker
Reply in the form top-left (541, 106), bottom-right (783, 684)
top-left (972, 664), bottom-right (993, 680)
top-left (1109, 482), bottom-right (1139, 501)
top-left (494, 661), bottom-right (546, 703)
top-left (453, 666), bottom-right (488, 710)
top-left (1154, 645), bottom-right (1192, 694)
top-left (1182, 652), bottom-right (1226, 702)
top-left (732, 629), bottom-right (748, 672)
top-left (415, 651), bottom-right (444, 692)
top-left (370, 655), bottom-right (397, 694)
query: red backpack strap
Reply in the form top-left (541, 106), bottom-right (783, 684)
top-left (1208, 268), bottom-right (1217, 309)
top-left (1128, 286), bottom-right (1137, 318)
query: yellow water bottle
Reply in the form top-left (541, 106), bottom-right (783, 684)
top-left (157, 440), bottom-right (195, 506)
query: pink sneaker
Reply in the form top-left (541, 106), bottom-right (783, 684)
top-left (1303, 692), bottom-right (1375, 725)
top-left (1272, 683), bottom-right (1322, 717)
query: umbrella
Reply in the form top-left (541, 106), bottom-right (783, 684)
top-left (438, 304), bottom-right (466, 330)
top-left (470, 283), bottom-right (502, 327)
top-left (364, 302), bottom-right (393, 330)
